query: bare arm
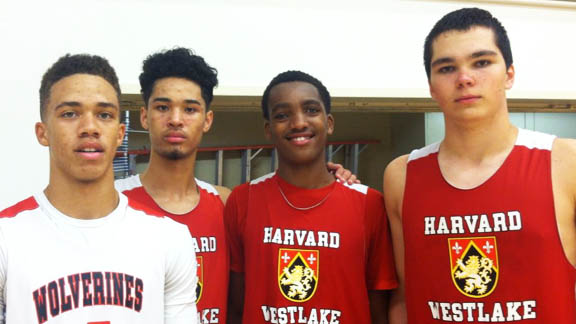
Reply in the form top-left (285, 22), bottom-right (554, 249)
top-left (383, 155), bottom-right (409, 324)
top-left (551, 138), bottom-right (576, 267)
top-left (227, 271), bottom-right (245, 324)
top-left (369, 290), bottom-right (390, 324)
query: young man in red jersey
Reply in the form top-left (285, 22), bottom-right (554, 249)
top-left (0, 54), bottom-right (198, 323)
top-left (225, 71), bottom-right (397, 324)
top-left (115, 48), bottom-right (357, 324)
top-left (384, 8), bottom-right (576, 324)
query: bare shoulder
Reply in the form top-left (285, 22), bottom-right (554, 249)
top-left (214, 185), bottom-right (232, 205)
top-left (552, 137), bottom-right (576, 160)
top-left (383, 154), bottom-right (410, 219)
top-left (383, 155), bottom-right (410, 195)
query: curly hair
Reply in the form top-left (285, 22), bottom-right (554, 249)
top-left (424, 7), bottom-right (513, 80)
top-left (39, 54), bottom-right (121, 121)
top-left (261, 70), bottom-right (331, 120)
top-left (139, 47), bottom-right (218, 109)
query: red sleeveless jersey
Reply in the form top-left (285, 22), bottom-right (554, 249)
top-left (115, 175), bottom-right (228, 324)
top-left (403, 128), bottom-right (576, 323)
top-left (225, 173), bottom-right (397, 324)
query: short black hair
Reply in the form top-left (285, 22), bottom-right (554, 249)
top-left (39, 54), bottom-right (121, 120)
top-left (424, 7), bottom-right (513, 80)
top-left (261, 70), bottom-right (331, 120)
top-left (139, 47), bottom-right (218, 109)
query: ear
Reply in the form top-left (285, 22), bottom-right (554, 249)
top-left (505, 64), bottom-right (515, 90)
top-left (264, 120), bottom-right (272, 141)
top-left (35, 122), bottom-right (49, 147)
top-left (429, 80), bottom-right (438, 102)
top-left (116, 123), bottom-right (126, 148)
top-left (203, 110), bottom-right (214, 133)
top-left (326, 114), bottom-right (334, 135)
top-left (140, 106), bottom-right (149, 130)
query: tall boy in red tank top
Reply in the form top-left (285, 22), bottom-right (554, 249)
top-left (384, 8), bottom-right (576, 324)
top-left (225, 71), bottom-right (397, 324)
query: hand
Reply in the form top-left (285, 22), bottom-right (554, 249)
top-left (327, 162), bottom-right (361, 185)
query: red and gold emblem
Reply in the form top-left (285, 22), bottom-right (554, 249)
top-left (278, 248), bottom-right (319, 302)
top-left (448, 237), bottom-right (499, 298)
top-left (196, 256), bottom-right (203, 302)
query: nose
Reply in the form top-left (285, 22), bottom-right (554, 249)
top-left (79, 113), bottom-right (100, 138)
top-left (289, 111), bottom-right (308, 130)
top-left (457, 69), bottom-right (475, 88)
top-left (168, 107), bottom-right (184, 128)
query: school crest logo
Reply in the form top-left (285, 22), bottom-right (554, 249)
top-left (449, 237), bottom-right (499, 298)
top-left (278, 248), bottom-right (319, 302)
top-left (196, 256), bottom-right (203, 302)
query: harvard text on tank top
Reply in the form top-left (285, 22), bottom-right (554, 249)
top-left (424, 211), bottom-right (522, 235)
top-left (32, 271), bottom-right (143, 324)
top-left (263, 227), bottom-right (340, 248)
top-left (192, 236), bottom-right (217, 253)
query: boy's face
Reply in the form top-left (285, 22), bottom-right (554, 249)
top-left (265, 81), bottom-right (333, 166)
top-left (35, 73), bottom-right (125, 183)
top-left (141, 77), bottom-right (213, 160)
top-left (428, 26), bottom-right (515, 123)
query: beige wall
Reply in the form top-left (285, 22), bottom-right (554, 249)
top-left (128, 109), bottom-right (425, 191)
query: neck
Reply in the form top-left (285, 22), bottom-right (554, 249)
top-left (44, 171), bottom-right (118, 220)
top-left (442, 112), bottom-right (517, 161)
top-left (140, 150), bottom-right (198, 198)
top-left (277, 157), bottom-right (334, 189)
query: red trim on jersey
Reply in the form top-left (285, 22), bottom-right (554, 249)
top-left (0, 196), bottom-right (38, 217)
top-left (123, 190), bottom-right (164, 217)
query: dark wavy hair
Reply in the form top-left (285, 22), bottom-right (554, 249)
top-left (39, 54), bottom-right (120, 121)
top-left (424, 7), bottom-right (513, 80)
top-left (139, 47), bottom-right (218, 109)
top-left (261, 70), bottom-right (331, 120)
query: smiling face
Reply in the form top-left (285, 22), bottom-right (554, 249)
top-left (428, 26), bottom-right (515, 124)
top-left (35, 73), bottom-right (125, 183)
top-left (141, 77), bottom-right (213, 161)
top-left (265, 81), bottom-right (334, 167)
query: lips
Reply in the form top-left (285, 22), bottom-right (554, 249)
top-left (164, 132), bottom-right (187, 144)
top-left (75, 143), bottom-right (104, 160)
top-left (455, 95), bottom-right (482, 104)
top-left (286, 132), bottom-right (314, 146)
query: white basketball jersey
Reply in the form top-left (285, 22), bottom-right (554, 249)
top-left (0, 192), bottom-right (198, 324)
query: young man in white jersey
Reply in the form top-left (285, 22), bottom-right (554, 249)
top-left (114, 48), bottom-right (359, 324)
top-left (384, 8), bottom-right (576, 324)
top-left (0, 54), bottom-right (198, 324)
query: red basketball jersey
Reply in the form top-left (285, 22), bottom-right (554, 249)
top-left (225, 173), bottom-right (397, 324)
top-left (403, 128), bottom-right (576, 323)
top-left (116, 176), bottom-right (228, 324)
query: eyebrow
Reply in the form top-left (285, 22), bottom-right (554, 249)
top-left (152, 97), bottom-right (202, 105)
top-left (431, 50), bottom-right (499, 68)
top-left (270, 99), bottom-right (323, 114)
top-left (270, 102), bottom-right (291, 114)
top-left (54, 101), bottom-right (118, 110)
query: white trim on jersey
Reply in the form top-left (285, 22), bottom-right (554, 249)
top-left (408, 142), bottom-right (441, 162)
top-left (115, 175), bottom-right (220, 196)
top-left (408, 128), bottom-right (557, 163)
top-left (250, 172), bottom-right (275, 185)
top-left (196, 179), bottom-right (219, 196)
top-left (341, 181), bottom-right (369, 195)
top-left (516, 128), bottom-right (556, 151)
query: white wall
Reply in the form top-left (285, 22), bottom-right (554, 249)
top-left (1, 0), bottom-right (575, 208)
